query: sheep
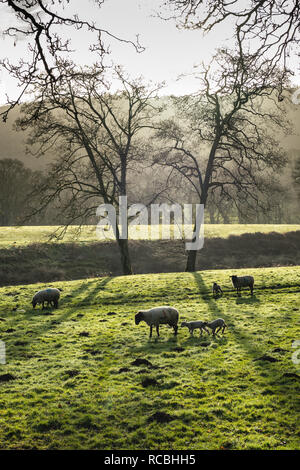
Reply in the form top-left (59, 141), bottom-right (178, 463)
top-left (135, 306), bottom-right (179, 338)
top-left (181, 320), bottom-right (209, 336)
top-left (32, 288), bottom-right (60, 309)
top-left (231, 275), bottom-right (254, 296)
top-left (212, 282), bottom-right (223, 297)
top-left (204, 318), bottom-right (227, 336)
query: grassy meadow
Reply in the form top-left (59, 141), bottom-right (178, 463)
top-left (0, 266), bottom-right (299, 450)
top-left (1, 224), bottom-right (300, 247)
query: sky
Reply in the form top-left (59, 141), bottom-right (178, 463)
top-left (0, 0), bottom-right (299, 104)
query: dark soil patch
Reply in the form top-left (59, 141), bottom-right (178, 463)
top-left (14, 341), bottom-right (28, 346)
top-left (65, 369), bottom-right (80, 378)
top-left (253, 355), bottom-right (279, 363)
top-left (0, 373), bottom-right (16, 382)
top-left (131, 358), bottom-right (153, 368)
top-left (147, 411), bottom-right (176, 423)
top-left (282, 373), bottom-right (300, 380)
top-left (172, 347), bottom-right (185, 353)
top-left (141, 377), bottom-right (159, 387)
top-left (85, 348), bottom-right (100, 356)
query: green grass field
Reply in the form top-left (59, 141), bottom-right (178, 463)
top-left (0, 266), bottom-right (299, 450)
top-left (1, 224), bottom-right (300, 248)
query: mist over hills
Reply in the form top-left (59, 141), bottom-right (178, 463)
top-left (1, 91), bottom-right (299, 172)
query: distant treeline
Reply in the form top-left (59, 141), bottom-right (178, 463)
top-left (1, 154), bottom-right (300, 227)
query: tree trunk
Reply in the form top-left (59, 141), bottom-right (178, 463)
top-left (185, 207), bottom-right (204, 272)
top-left (117, 237), bottom-right (133, 275)
top-left (185, 249), bottom-right (197, 272)
top-left (185, 127), bottom-right (221, 273)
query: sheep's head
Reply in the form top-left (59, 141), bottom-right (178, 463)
top-left (135, 311), bottom-right (144, 325)
top-left (231, 275), bottom-right (237, 284)
top-left (181, 321), bottom-right (188, 327)
top-left (32, 299), bottom-right (37, 309)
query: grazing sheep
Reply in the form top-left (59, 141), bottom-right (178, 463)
top-left (181, 320), bottom-right (209, 336)
top-left (212, 282), bottom-right (223, 297)
top-left (32, 288), bottom-right (60, 309)
top-left (231, 275), bottom-right (254, 296)
top-left (204, 318), bottom-right (227, 336)
top-left (135, 306), bottom-right (179, 338)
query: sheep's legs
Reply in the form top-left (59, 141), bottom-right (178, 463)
top-left (215, 327), bottom-right (222, 335)
top-left (150, 323), bottom-right (177, 338)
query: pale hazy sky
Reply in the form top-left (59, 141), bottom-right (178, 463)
top-left (0, 0), bottom-right (299, 104)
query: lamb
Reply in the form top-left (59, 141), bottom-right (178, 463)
top-left (212, 282), bottom-right (223, 297)
top-left (204, 318), bottom-right (227, 336)
top-left (32, 288), bottom-right (60, 309)
top-left (181, 321), bottom-right (209, 336)
top-left (231, 275), bottom-right (254, 296)
top-left (135, 306), bottom-right (179, 338)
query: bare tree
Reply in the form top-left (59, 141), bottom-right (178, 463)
top-left (154, 49), bottom-right (291, 271)
top-left (0, 0), bottom-right (143, 121)
top-left (16, 62), bottom-right (162, 275)
top-left (160, 0), bottom-right (299, 82)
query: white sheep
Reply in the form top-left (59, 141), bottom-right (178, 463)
top-left (135, 306), bottom-right (179, 338)
top-left (32, 288), bottom-right (60, 309)
top-left (181, 320), bottom-right (209, 336)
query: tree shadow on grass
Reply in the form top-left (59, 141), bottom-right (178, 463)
top-left (128, 332), bottom-right (181, 355)
top-left (235, 295), bottom-right (260, 305)
top-left (61, 276), bottom-right (112, 309)
top-left (191, 271), bottom-right (296, 395)
top-left (2, 277), bottom-right (113, 355)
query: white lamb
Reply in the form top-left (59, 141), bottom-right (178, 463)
top-left (181, 320), bottom-right (209, 336)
